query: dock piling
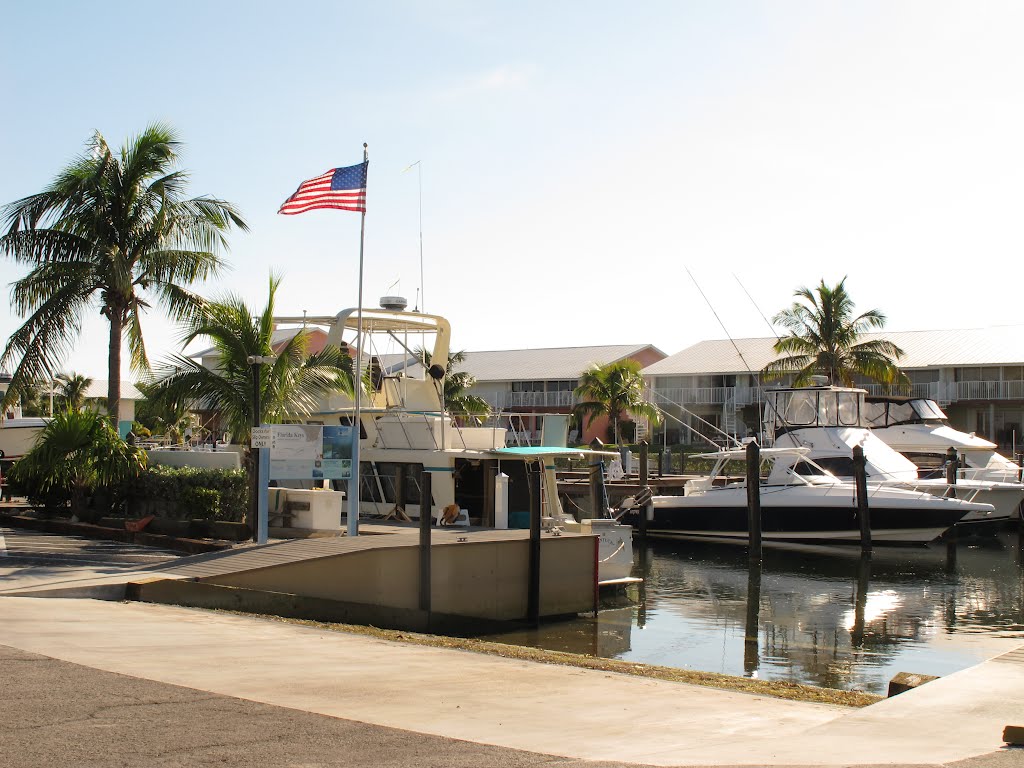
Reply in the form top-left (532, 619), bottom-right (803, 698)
top-left (945, 447), bottom-right (958, 498)
top-left (639, 441), bottom-right (649, 538)
top-left (419, 470), bottom-right (432, 614)
top-left (853, 445), bottom-right (872, 552)
top-left (528, 461), bottom-right (542, 626)
top-left (745, 441), bottom-right (761, 560)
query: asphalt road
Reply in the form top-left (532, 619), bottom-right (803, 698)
top-left (3, 644), bottom-right (1021, 768)
top-left (1, 645), bottom-right (631, 768)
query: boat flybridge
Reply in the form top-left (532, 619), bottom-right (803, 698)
top-left (640, 446), bottom-right (981, 545)
top-left (864, 394), bottom-right (1024, 485)
top-left (272, 303), bottom-right (634, 583)
top-left (763, 383), bottom-right (1019, 528)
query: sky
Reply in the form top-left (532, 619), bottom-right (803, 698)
top-left (2, 1), bottom-right (1023, 380)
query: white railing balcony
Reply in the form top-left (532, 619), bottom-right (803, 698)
top-left (506, 390), bottom-right (577, 408)
top-left (650, 386), bottom-right (736, 407)
top-left (862, 382), bottom-right (939, 400)
top-left (953, 380), bottom-right (1024, 401)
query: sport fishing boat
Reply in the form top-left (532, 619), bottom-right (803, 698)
top-left (765, 383), bottom-right (1019, 529)
top-left (275, 302), bottom-right (635, 584)
top-left (631, 446), bottom-right (986, 545)
top-left (865, 394), bottom-right (1024, 481)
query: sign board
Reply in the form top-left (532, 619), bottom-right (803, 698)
top-left (251, 427), bottom-right (272, 449)
top-left (263, 424), bottom-right (353, 480)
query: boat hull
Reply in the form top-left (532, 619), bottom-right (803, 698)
top-left (624, 485), bottom-right (975, 545)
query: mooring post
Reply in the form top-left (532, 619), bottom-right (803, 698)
top-left (945, 447), bottom-right (958, 498)
top-left (745, 440), bottom-right (762, 560)
top-left (851, 550), bottom-right (872, 648)
top-left (418, 470), bottom-right (432, 615)
top-left (527, 461), bottom-right (543, 626)
top-left (638, 440), bottom-right (649, 538)
top-left (743, 557), bottom-right (762, 676)
top-left (678, 446), bottom-right (687, 475)
top-left (588, 461), bottom-right (603, 517)
top-left (853, 445), bottom-right (872, 552)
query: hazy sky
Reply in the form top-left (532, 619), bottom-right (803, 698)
top-left (2, 2), bottom-right (1023, 380)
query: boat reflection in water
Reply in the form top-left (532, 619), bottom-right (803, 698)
top-left (480, 534), bottom-right (1024, 695)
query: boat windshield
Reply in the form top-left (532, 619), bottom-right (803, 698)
top-left (864, 398), bottom-right (947, 427)
top-left (769, 388), bottom-right (863, 430)
top-left (911, 399), bottom-right (948, 421)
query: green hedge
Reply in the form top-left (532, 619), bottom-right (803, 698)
top-left (123, 466), bottom-right (247, 522)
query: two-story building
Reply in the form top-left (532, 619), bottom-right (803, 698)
top-left (461, 344), bottom-right (666, 443)
top-left (642, 326), bottom-right (1024, 450)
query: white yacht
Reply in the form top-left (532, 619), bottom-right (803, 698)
top-left (764, 384), bottom-right (1018, 529)
top-left (864, 394), bottom-right (1024, 486)
top-left (279, 304), bottom-right (634, 584)
top-left (634, 446), bottom-right (984, 545)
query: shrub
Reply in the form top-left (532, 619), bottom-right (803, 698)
top-left (122, 465), bottom-right (247, 522)
top-left (181, 487), bottom-right (221, 520)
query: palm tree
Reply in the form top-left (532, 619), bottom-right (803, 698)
top-left (0, 124), bottom-right (247, 424)
top-left (9, 408), bottom-right (147, 520)
top-left (55, 372), bottom-right (93, 411)
top-left (146, 275), bottom-right (356, 448)
top-left (572, 359), bottom-right (660, 445)
top-left (414, 347), bottom-right (490, 417)
top-left (762, 278), bottom-right (909, 387)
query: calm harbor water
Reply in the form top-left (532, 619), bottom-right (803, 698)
top-left (480, 532), bottom-right (1024, 695)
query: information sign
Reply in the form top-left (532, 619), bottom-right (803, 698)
top-left (265, 424), bottom-right (353, 480)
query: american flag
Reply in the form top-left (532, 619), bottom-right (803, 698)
top-left (278, 162), bottom-right (368, 215)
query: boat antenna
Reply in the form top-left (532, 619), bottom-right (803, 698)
top-left (402, 160), bottom-right (423, 313)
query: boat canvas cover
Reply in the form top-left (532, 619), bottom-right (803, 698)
top-left (490, 446), bottom-right (619, 458)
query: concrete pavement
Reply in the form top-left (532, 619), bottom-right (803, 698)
top-left (1, 595), bottom-right (1022, 767)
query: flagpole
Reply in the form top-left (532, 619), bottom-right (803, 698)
top-left (349, 142), bottom-right (368, 538)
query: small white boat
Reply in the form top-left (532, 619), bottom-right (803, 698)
top-left (633, 446), bottom-right (987, 545)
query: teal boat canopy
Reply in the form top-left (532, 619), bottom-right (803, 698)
top-left (490, 446), bottom-right (618, 458)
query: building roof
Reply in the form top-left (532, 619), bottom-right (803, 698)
top-left (643, 326), bottom-right (1024, 377)
top-left (83, 380), bottom-right (145, 401)
top-left (457, 344), bottom-right (665, 382)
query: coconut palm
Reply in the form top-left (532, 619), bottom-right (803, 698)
top-left (0, 124), bottom-right (247, 423)
top-left (414, 347), bottom-right (490, 417)
top-left (146, 275), bottom-right (356, 447)
top-left (9, 408), bottom-right (147, 520)
top-left (762, 278), bottom-right (909, 387)
top-left (55, 372), bottom-right (93, 411)
top-left (572, 359), bottom-right (661, 445)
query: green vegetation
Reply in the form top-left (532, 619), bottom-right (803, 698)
top-left (415, 347), bottom-right (490, 418)
top-left (124, 465), bottom-right (247, 522)
top-left (146, 274), bottom-right (355, 446)
top-left (762, 278), bottom-right (909, 387)
top-left (9, 409), bottom-right (147, 520)
top-left (54, 372), bottom-right (93, 411)
top-left (0, 124), bottom-right (247, 420)
top-left (572, 359), bottom-right (660, 444)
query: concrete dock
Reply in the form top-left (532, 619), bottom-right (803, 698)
top-left (2, 524), bottom-right (1023, 767)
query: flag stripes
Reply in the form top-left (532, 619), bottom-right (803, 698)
top-left (279, 162), bottom-right (368, 215)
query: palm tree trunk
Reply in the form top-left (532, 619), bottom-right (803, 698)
top-left (107, 312), bottom-right (123, 429)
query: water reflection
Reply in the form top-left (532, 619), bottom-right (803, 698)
top-left (480, 532), bottom-right (1024, 695)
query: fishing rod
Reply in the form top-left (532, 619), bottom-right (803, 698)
top-left (685, 267), bottom-right (785, 446)
top-left (734, 273), bottom-right (781, 342)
